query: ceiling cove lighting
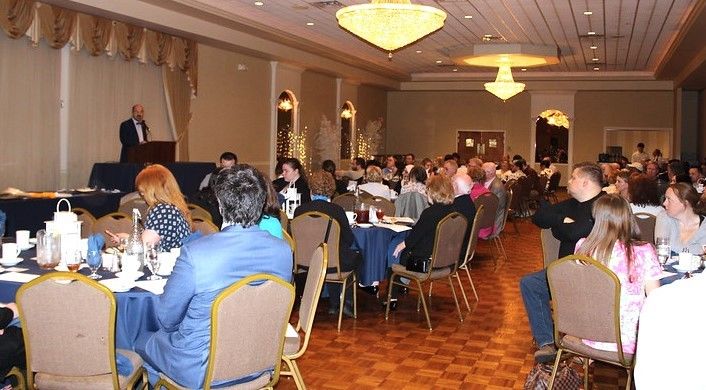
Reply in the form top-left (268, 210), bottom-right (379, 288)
top-left (336, 0), bottom-right (447, 52)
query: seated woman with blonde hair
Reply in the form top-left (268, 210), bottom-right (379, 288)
top-left (575, 194), bottom-right (661, 353)
top-left (108, 164), bottom-right (192, 251)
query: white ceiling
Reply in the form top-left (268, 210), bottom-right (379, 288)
top-left (187, 0), bottom-right (695, 78)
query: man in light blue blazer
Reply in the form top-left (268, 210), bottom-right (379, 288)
top-left (135, 164), bottom-right (292, 389)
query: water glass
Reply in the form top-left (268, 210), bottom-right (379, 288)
top-left (145, 243), bottom-right (161, 280)
top-left (656, 237), bottom-right (670, 266)
top-left (66, 250), bottom-right (81, 273)
top-left (86, 250), bottom-right (102, 279)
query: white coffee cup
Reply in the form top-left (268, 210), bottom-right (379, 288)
top-left (120, 254), bottom-right (141, 274)
top-left (345, 211), bottom-right (356, 225)
top-left (1, 243), bottom-right (21, 260)
top-left (15, 230), bottom-right (30, 248)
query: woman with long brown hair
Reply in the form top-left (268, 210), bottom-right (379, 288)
top-left (109, 164), bottom-right (192, 251)
top-left (575, 194), bottom-right (661, 354)
top-left (655, 182), bottom-right (706, 253)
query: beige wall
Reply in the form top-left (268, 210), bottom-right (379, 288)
top-left (300, 71), bottom-right (337, 171)
top-left (386, 91), bottom-right (531, 160)
top-left (573, 91), bottom-right (674, 164)
top-left (357, 84), bottom-right (389, 154)
top-left (189, 44), bottom-right (271, 172)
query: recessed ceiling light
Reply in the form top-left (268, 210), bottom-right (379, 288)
top-left (592, 57), bottom-right (599, 61)
top-left (435, 60), bottom-right (442, 64)
top-left (415, 50), bottom-right (422, 54)
top-left (593, 67), bottom-right (600, 71)
top-left (583, 11), bottom-right (593, 16)
top-left (452, 68), bottom-right (458, 72)
top-left (521, 68), bottom-right (527, 71)
top-left (483, 34), bottom-right (493, 38)
top-left (590, 45), bottom-right (598, 50)
top-left (464, 15), bottom-right (473, 19)
top-left (306, 22), bottom-right (314, 26)
top-left (254, 1), bottom-right (264, 5)
top-left (587, 31), bottom-right (596, 35)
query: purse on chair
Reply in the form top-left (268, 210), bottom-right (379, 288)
top-left (402, 250), bottom-right (430, 273)
top-left (524, 362), bottom-right (580, 390)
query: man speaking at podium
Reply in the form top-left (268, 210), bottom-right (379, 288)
top-left (119, 104), bottom-right (149, 162)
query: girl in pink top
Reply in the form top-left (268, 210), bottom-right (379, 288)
top-left (575, 194), bottom-right (661, 354)
top-left (468, 166), bottom-right (493, 239)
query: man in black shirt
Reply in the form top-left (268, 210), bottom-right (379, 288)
top-left (521, 162), bottom-right (604, 363)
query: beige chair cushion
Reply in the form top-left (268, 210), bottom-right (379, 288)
top-left (35, 349), bottom-right (143, 390)
top-left (561, 335), bottom-right (634, 366)
top-left (325, 270), bottom-right (352, 282)
top-left (391, 263), bottom-right (451, 280)
top-left (284, 332), bottom-right (301, 356)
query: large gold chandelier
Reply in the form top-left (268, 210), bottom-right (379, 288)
top-left (484, 65), bottom-right (525, 101)
top-left (336, 0), bottom-right (447, 52)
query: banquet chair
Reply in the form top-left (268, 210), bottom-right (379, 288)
top-left (547, 255), bottom-right (634, 390)
top-left (541, 228), bottom-right (561, 268)
top-left (480, 189), bottom-right (514, 266)
top-left (72, 207), bottom-right (96, 239)
top-left (118, 198), bottom-right (149, 220)
top-left (192, 217), bottom-right (219, 235)
top-left (394, 191), bottom-right (428, 221)
top-left (4, 366), bottom-right (25, 390)
top-left (281, 244), bottom-right (328, 390)
top-left (282, 230), bottom-right (296, 273)
top-left (544, 171), bottom-right (561, 203)
top-left (155, 273), bottom-right (295, 390)
top-left (290, 211), bottom-right (357, 332)
top-left (93, 212), bottom-right (133, 248)
top-left (633, 212), bottom-right (656, 245)
top-left (454, 205), bottom-right (484, 310)
top-left (357, 189), bottom-right (374, 201)
top-left (472, 192), bottom-right (501, 266)
top-left (187, 203), bottom-right (213, 222)
top-left (331, 193), bottom-right (357, 211)
top-left (385, 212), bottom-right (467, 330)
top-left (16, 272), bottom-right (146, 390)
top-left (362, 196), bottom-right (395, 217)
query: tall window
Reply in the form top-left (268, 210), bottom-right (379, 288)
top-left (276, 90), bottom-right (297, 160)
top-left (535, 109), bottom-right (569, 163)
top-left (340, 101), bottom-right (355, 160)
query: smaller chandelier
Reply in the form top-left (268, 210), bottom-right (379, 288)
top-left (539, 109), bottom-right (570, 129)
top-left (277, 98), bottom-right (293, 111)
top-left (341, 108), bottom-right (353, 119)
top-left (336, 0), bottom-right (446, 52)
top-left (484, 65), bottom-right (525, 101)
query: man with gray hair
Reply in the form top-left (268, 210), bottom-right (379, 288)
top-left (452, 173), bottom-right (476, 262)
top-left (482, 162), bottom-right (508, 232)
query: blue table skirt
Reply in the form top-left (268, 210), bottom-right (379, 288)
top-left (0, 251), bottom-right (159, 350)
top-left (352, 226), bottom-right (409, 285)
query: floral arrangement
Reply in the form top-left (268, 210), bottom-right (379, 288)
top-left (356, 117), bottom-right (384, 159)
top-left (313, 114), bottom-right (340, 164)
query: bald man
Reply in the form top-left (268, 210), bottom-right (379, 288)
top-left (119, 104), bottom-right (149, 162)
top-left (482, 162), bottom-right (508, 231)
top-left (452, 173), bottom-right (476, 262)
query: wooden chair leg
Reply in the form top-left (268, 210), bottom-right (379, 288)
top-left (416, 280), bottom-right (432, 330)
top-left (448, 276), bottom-right (463, 322)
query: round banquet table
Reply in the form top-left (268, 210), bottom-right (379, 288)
top-left (351, 225), bottom-right (409, 285)
top-left (0, 247), bottom-right (160, 350)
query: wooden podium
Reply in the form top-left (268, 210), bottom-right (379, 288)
top-left (126, 141), bottom-right (176, 164)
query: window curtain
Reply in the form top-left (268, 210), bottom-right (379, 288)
top-left (163, 66), bottom-right (192, 161)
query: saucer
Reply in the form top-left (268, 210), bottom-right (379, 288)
top-left (0, 258), bottom-right (23, 267)
top-left (673, 263), bottom-right (699, 273)
top-left (29, 238), bottom-right (37, 245)
top-left (116, 271), bottom-right (144, 281)
top-left (356, 223), bottom-right (373, 228)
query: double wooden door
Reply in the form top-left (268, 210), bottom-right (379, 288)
top-left (457, 131), bottom-right (505, 163)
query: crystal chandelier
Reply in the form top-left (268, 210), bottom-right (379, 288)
top-left (484, 65), bottom-right (525, 101)
top-left (539, 109), bottom-right (570, 128)
top-left (336, 0), bottom-right (446, 52)
top-left (277, 98), bottom-right (293, 111)
top-left (341, 108), bottom-right (353, 119)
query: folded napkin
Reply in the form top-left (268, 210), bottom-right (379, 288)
top-left (116, 353), bottom-right (133, 376)
top-left (88, 234), bottom-right (105, 252)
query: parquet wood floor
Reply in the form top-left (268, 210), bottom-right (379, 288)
top-left (278, 200), bottom-right (629, 389)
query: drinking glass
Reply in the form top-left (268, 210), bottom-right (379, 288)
top-left (86, 250), bottom-right (102, 279)
top-left (66, 250), bottom-right (81, 273)
top-left (145, 243), bottom-right (161, 280)
top-left (656, 237), bottom-right (670, 268)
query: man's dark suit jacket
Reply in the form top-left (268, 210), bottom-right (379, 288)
top-left (453, 194), bottom-right (477, 261)
top-left (119, 118), bottom-right (147, 163)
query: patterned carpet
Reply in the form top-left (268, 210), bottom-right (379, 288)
top-left (278, 213), bottom-right (630, 389)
